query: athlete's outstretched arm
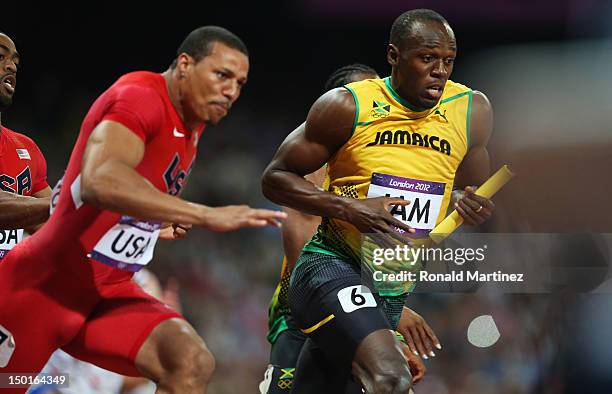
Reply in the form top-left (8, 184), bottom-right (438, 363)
top-left (452, 91), bottom-right (495, 225)
top-left (81, 120), bottom-right (285, 231)
top-left (0, 190), bottom-right (50, 229)
top-left (262, 89), bottom-right (413, 235)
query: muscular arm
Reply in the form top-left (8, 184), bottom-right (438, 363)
top-left (454, 91), bottom-right (493, 188)
top-left (451, 91), bottom-right (495, 225)
top-left (24, 186), bottom-right (52, 233)
top-left (32, 186), bottom-right (52, 199)
top-left (81, 120), bottom-right (284, 230)
top-left (262, 89), bottom-right (413, 235)
top-left (80, 120), bottom-right (208, 224)
top-left (262, 89), bottom-right (355, 219)
top-left (0, 188), bottom-right (50, 229)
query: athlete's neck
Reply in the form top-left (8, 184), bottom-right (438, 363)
top-left (162, 69), bottom-right (202, 132)
top-left (389, 73), bottom-right (429, 113)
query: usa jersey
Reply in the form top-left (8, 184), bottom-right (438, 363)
top-left (0, 127), bottom-right (48, 259)
top-left (33, 71), bottom-right (203, 272)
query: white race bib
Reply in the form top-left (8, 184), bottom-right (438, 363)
top-left (367, 172), bottom-right (445, 236)
top-left (0, 324), bottom-right (15, 367)
top-left (0, 229), bottom-right (24, 260)
top-left (89, 216), bottom-right (161, 271)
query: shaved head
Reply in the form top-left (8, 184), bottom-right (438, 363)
top-left (389, 9), bottom-right (452, 48)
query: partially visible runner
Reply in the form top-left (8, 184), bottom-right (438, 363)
top-left (0, 26), bottom-right (285, 394)
top-left (262, 9), bottom-right (495, 393)
top-left (261, 64), bottom-right (438, 394)
top-left (0, 32), bottom-right (187, 394)
top-left (0, 32), bottom-right (51, 248)
top-left (1, 31), bottom-right (128, 394)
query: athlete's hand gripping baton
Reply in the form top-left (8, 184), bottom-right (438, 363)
top-left (429, 165), bottom-right (514, 244)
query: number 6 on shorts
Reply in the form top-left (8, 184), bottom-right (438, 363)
top-left (337, 285), bottom-right (377, 313)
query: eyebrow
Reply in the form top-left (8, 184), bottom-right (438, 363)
top-left (422, 43), bottom-right (457, 50)
top-left (0, 44), bottom-right (20, 60)
top-left (220, 67), bottom-right (247, 84)
top-left (220, 67), bottom-right (234, 76)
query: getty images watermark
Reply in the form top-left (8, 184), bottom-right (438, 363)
top-left (369, 242), bottom-right (525, 284)
top-left (372, 244), bottom-right (487, 266)
top-left (363, 233), bottom-right (612, 294)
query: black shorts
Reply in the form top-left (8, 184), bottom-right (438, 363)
top-left (288, 252), bottom-right (406, 393)
top-left (262, 316), bottom-right (307, 393)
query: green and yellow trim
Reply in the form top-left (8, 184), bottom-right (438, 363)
top-left (267, 315), bottom-right (289, 344)
top-left (344, 85), bottom-right (360, 137)
top-left (439, 90), bottom-right (471, 104)
top-left (438, 89), bottom-right (473, 147)
top-left (384, 77), bottom-right (429, 112)
top-left (466, 90), bottom-right (473, 148)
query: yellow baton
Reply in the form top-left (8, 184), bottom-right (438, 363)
top-left (429, 165), bottom-right (515, 243)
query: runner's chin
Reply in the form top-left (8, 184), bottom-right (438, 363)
top-left (208, 104), bottom-right (228, 125)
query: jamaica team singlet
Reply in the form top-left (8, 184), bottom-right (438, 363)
top-left (304, 77), bottom-right (473, 294)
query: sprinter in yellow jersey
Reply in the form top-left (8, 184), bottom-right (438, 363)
top-left (262, 9), bottom-right (495, 393)
top-left (262, 64), bottom-right (438, 393)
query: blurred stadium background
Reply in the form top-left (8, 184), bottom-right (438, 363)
top-left (4, 1), bottom-right (612, 392)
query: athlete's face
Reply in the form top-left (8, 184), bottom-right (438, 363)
top-left (0, 33), bottom-right (19, 111)
top-left (179, 42), bottom-right (248, 126)
top-left (388, 21), bottom-right (456, 109)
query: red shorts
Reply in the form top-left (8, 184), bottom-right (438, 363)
top-left (0, 239), bottom-right (181, 393)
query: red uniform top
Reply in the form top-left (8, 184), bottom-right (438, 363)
top-left (0, 126), bottom-right (48, 259)
top-left (27, 71), bottom-right (203, 272)
top-left (0, 126), bottom-right (48, 196)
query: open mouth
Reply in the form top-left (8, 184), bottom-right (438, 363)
top-left (423, 84), bottom-right (443, 100)
top-left (1, 75), bottom-right (16, 95)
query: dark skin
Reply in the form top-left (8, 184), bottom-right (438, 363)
top-left (263, 21), bottom-right (493, 234)
top-left (388, 20), bottom-right (456, 110)
top-left (0, 33), bottom-right (52, 231)
top-left (451, 94), bottom-right (495, 224)
top-left (263, 20), bottom-right (494, 392)
top-left (0, 33), bottom-right (19, 110)
top-left (281, 163), bottom-right (327, 269)
top-left (262, 89), bottom-right (414, 238)
top-left (279, 72), bottom-right (428, 380)
top-left (387, 20), bottom-right (494, 222)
